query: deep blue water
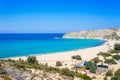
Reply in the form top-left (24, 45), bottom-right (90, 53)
top-left (0, 33), bottom-right (106, 58)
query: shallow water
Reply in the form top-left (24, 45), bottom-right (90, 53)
top-left (0, 33), bottom-right (105, 58)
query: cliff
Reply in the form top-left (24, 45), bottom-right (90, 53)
top-left (63, 28), bottom-right (120, 40)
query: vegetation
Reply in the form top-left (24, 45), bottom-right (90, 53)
top-left (10, 56), bottom-right (92, 79)
top-left (56, 61), bottom-right (62, 67)
top-left (45, 67), bottom-right (61, 73)
top-left (104, 59), bottom-right (117, 64)
top-left (109, 49), bottom-right (118, 54)
top-left (0, 68), bottom-right (7, 75)
top-left (86, 61), bottom-right (97, 73)
top-left (97, 52), bottom-right (111, 58)
top-left (106, 70), bottom-right (113, 77)
top-left (27, 56), bottom-right (38, 65)
top-left (111, 69), bottom-right (120, 80)
top-left (112, 55), bottom-right (120, 60)
top-left (71, 55), bottom-right (76, 59)
top-left (71, 55), bottom-right (82, 60)
top-left (75, 73), bottom-right (92, 80)
top-left (104, 76), bottom-right (108, 80)
top-left (114, 43), bottom-right (120, 50)
top-left (91, 57), bottom-right (102, 63)
top-left (61, 68), bottom-right (75, 77)
top-left (0, 75), bottom-right (12, 80)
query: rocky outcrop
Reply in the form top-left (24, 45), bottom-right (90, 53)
top-left (63, 28), bottom-right (120, 40)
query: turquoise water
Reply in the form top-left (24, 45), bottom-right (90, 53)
top-left (0, 33), bottom-right (106, 58)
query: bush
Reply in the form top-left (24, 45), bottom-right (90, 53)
top-left (91, 57), bottom-right (101, 63)
top-left (97, 52), bottom-right (111, 57)
top-left (56, 61), bottom-right (62, 67)
top-left (104, 59), bottom-right (117, 64)
top-left (76, 55), bottom-right (82, 60)
top-left (71, 55), bottom-right (76, 59)
top-left (27, 56), bottom-right (38, 65)
top-left (111, 69), bottom-right (120, 80)
top-left (45, 67), bottom-right (61, 73)
top-left (14, 63), bottom-right (26, 70)
top-left (104, 76), bottom-right (108, 80)
top-left (106, 70), bottom-right (113, 77)
top-left (0, 75), bottom-right (12, 80)
top-left (86, 61), bottom-right (97, 73)
top-left (71, 55), bottom-right (82, 60)
top-left (61, 68), bottom-right (75, 77)
top-left (109, 49), bottom-right (118, 53)
top-left (112, 55), bottom-right (120, 60)
top-left (75, 73), bottom-right (91, 80)
top-left (114, 43), bottom-right (120, 50)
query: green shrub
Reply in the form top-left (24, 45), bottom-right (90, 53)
top-left (14, 63), bottom-right (26, 70)
top-left (109, 49), bottom-right (118, 53)
top-left (45, 67), bottom-right (61, 73)
top-left (71, 55), bottom-right (76, 59)
top-left (91, 57), bottom-right (100, 63)
top-left (61, 68), bottom-right (75, 77)
top-left (97, 52), bottom-right (111, 57)
top-left (104, 59), bottom-right (117, 64)
top-left (56, 61), bottom-right (62, 67)
top-left (71, 55), bottom-right (82, 60)
top-left (114, 43), bottom-right (120, 50)
top-left (111, 69), bottom-right (120, 80)
top-left (27, 56), bottom-right (38, 65)
top-left (75, 73), bottom-right (91, 80)
top-left (112, 55), bottom-right (120, 60)
top-left (106, 70), bottom-right (113, 77)
top-left (104, 76), bottom-right (108, 80)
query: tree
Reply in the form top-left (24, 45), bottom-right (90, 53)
top-left (86, 61), bottom-right (97, 73)
top-left (56, 61), bottom-right (62, 67)
top-left (114, 43), bottom-right (120, 50)
top-left (27, 56), bottom-right (38, 65)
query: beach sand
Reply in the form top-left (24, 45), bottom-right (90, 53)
top-left (10, 40), bottom-right (120, 68)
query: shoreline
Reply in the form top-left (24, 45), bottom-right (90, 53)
top-left (8, 39), bottom-right (118, 68)
top-left (3, 39), bottom-right (119, 68)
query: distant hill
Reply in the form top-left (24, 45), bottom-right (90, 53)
top-left (63, 28), bottom-right (120, 40)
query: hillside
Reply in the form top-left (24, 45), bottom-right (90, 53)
top-left (63, 28), bottom-right (120, 40)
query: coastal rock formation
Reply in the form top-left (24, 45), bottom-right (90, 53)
top-left (63, 28), bottom-right (120, 40)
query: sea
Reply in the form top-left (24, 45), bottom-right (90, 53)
top-left (0, 33), bottom-right (106, 58)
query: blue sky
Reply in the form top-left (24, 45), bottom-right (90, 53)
top-left (0, 0), bottom-right (120, 33)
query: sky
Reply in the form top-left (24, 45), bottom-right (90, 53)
top-left (0, 0), bottom-right (120, 33)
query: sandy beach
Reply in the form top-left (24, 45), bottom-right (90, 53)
top-left (9, 40), bottom-right (119, 68)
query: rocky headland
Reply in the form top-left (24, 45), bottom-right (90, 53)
top-left (63, 28), bottom-right (120, 40)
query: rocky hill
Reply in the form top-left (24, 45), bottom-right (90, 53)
top-left (63, 28), bottom-right (120, 40)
